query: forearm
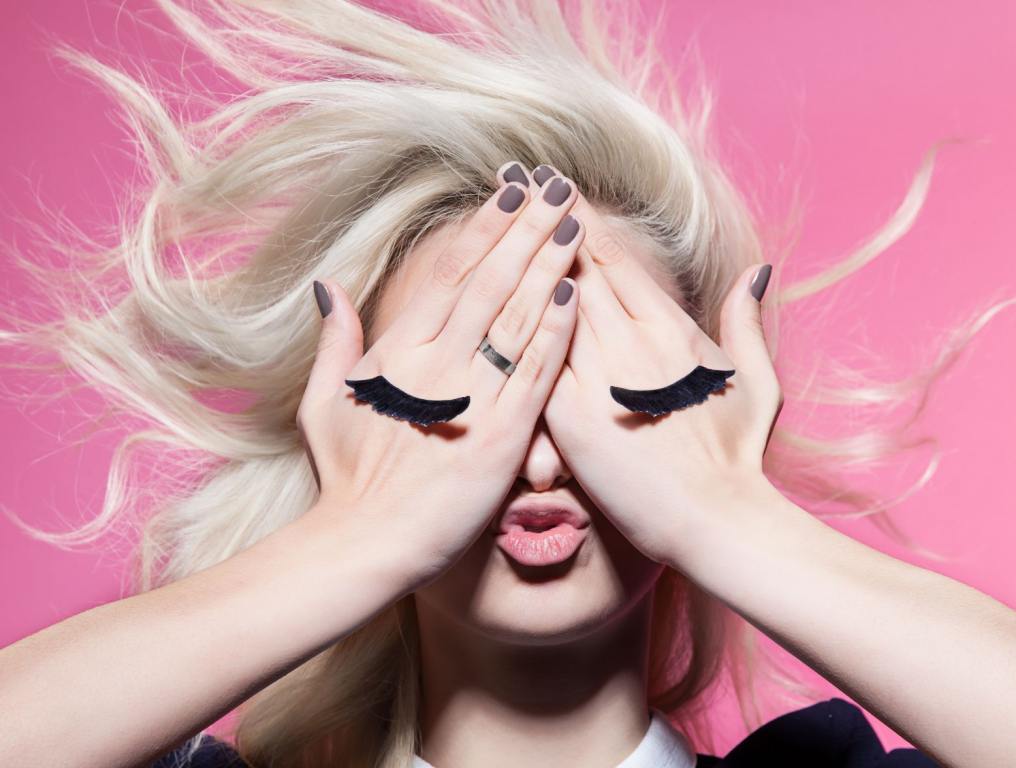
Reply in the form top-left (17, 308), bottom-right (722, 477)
top-left (0, 506), bottom-right (408, 768)
top-left (671, 478), bottom-right (1016, 768)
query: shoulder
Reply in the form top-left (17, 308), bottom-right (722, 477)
top-left (693, 697), bottom-right (940, 767)
top-left (150, 734), bottom-right (248, 768)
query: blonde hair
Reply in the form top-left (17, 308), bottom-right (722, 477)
top-left (3, 0), bottom-right (1012, 765)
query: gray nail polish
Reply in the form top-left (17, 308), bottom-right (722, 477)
top-left (533, 165), bottom-right (555, 186)
top-left (543, 177), bottom-right (571, 206)
top-left (313, 280), bottom-right (332, 317)
top-left (750, 264), bottom-right (772, 302)
top-left (553, 279), bottom-right (574, 305)
top-left (553, 215), bottom-right (580, 245)
top-left (503, 163), bottom-right (529, 187)
top-left (498, 185), bottom-right (525, 213)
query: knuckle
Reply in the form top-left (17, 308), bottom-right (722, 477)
top-left (516, 344), bottom-right (544, 383)
top-left (495, 301), bottom-right (527, 337)
top-left (588, 229), bottom-right (626, 266)
top-left (475, 205), bottom-right (508, 238)
top-left (433, 249), bottom-right (469, 288)
top-left (469, 266), bottom-right (506, 299)
top-left (513, 214), bottom-right (544, 241)
top-left (539, 309), bottom-right (568, 337)
top-left (317, 327), bottom-right (344, 356)
top-left (531, 245), bottom-right (561, 275)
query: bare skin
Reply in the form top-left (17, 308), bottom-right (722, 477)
top-left (0, 161), bottom-right (1013, 768)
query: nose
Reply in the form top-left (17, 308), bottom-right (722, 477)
top-left (517, 415), bottom-right (572, 492)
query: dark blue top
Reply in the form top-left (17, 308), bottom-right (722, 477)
top-left (152, 697), bottom-right (940, 767)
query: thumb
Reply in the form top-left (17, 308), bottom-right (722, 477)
top-left (719, 263), bottom-right (777, 397)
top-left (305, 278), bottom-right (364, 403)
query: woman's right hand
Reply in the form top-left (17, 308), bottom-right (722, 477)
top-left (296, 163), bottom-right (584, 594)
top-left (0, 167), bottom-right (584, 768)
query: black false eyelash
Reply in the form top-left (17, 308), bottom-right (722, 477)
top-left (609, 365), bottom-right (735, 417)
top-left (344, 375), bottom-right (471, 426)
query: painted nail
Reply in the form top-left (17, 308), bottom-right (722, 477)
top-left (553, 278), bottom-right (574, 305)
top-left (543, 177), bottom-right (571, 206)
top-left (313, 280), bottom-right (333, 317)
top-left (497, 184), bottom-right (525, 213)
top-left (533, 165), bottom-right (556, 186)
top-left (502, 163), bottom-right (529, 187)
top-left (553, 215), bottom-right (580, 245)
top-left (750, 264), bottom-right (772, 302)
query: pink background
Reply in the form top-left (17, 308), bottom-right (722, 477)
top-left (2, 0), bottom-right (1014, 756)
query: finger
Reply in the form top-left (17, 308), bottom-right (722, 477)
top-left (497, 160), bottom-right (535, 190)
top-left (389, 171), bottom-right (534, 344)
top-left (542, 358), bottom-right (579, 442)
top-left (566, 301), bottom-right (603, 378)
top-left (304, 279), bottom-right (364, 404)
top-left (531, 162), bottom-right (561, 187)
top-left (569, 244), bottom-right (628, 340)
top-left (475, 213), bottom-right (585, 396)
top-left (496, 277), bottom-right (579, 423)
top-left (529, 162), bottom-right (628, 333)
top-left (569, 193), bottom-right (678, 321)
top-left (718, 263), bottom-right (779, 402)
top-left (444, 173), bottom-right (579, 353)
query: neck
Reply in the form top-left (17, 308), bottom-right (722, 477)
top-left (415, 590), bottom-right (655, 768)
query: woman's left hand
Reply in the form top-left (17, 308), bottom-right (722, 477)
top-left (542, 187), bottom-right (783, 568)
top-left (534, 176), bottom-right (1016, 768)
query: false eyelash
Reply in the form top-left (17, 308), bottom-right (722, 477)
top-left (344, 375), bottom-right (470, 426)
top-left (609, 365), bottom-right (735, 417)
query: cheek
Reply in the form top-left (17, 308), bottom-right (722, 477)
top-left (413, 517), bottom-right (665, 643)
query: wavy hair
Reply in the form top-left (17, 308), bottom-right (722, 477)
top-left (3, 0), bottom-right (1011, 765)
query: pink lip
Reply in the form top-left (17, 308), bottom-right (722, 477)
top-left (494, 497), bottom-right (590, 567)
top-left (496, 525), bottom-right (588, 566)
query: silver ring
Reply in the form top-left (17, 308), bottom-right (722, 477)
top-left (478, 336), bottom-right (516, 376)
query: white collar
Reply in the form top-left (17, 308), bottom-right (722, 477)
top-left (411, 708), bottom-right (697, 768)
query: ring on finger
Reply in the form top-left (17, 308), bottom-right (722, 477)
top-left (477, 336), bottom-right (517, 376)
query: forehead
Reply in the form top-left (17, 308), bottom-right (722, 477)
top-left (368, 206), bottom-right (679, 345)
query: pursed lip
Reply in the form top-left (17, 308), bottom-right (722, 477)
top-left (494, 495), bottom-right (591, 535)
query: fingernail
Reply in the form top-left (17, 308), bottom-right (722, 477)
top-left (553, 215), bottom-right (580, 245)
top-left (533, 165), bottom-right (555, 186)
top-left (750, 264), bottom-right (772, 302)
top-left (543, 177), bottom-right (571, 206)
top-left (553, 278), bottom-right (574, 305)
top-left (497, 184), bottom-right (525, 213)
top-left (502, 163), bottom-right (529, 187)
top-left (313, 280), bottom-right (333, 317)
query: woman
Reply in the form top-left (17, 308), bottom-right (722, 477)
top-left (1, 1), bottom-right (1013, 767)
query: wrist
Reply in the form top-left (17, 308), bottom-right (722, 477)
top-left (664, 472), bottom-right (808, 573)
top-left (290, 499), bottom-right (420, 601)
